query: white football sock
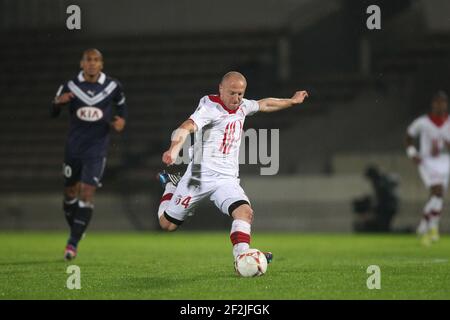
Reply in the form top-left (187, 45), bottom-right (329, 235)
top-left (422, 196), bottom-right (443, 230)
top-left (230, 219), bottom-right (251, 259)
top-left (429, 196), bottom-right (443, 212)
top-left (233, 243), bottom-right (250, 258)
top-left (429, 215), bottom-right (440, 229)
top-left (417, 218), bottom-right (429, 235)
top-left (158, 182), bottom-right (176, 219)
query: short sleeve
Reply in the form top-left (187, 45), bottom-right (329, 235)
top-left (189, 97), bottom-right (215, 130)
top-left (407, 117), bottom-right (423, 137)
top-left (243, 99), bottom-right (259, 116)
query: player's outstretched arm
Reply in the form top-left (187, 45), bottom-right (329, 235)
top-left (162, 119), bottom-right (197, 166)
top-left (258, 90), bottom-right (309, 113)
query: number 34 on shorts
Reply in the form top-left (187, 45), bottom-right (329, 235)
top-left (175, 195), bottom-right (192, 209)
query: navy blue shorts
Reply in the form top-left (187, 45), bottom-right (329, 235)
top-left (63, 156), bottom-right (107, 187)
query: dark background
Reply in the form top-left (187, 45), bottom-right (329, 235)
top-left (0, 0), bottom-right (449, 232)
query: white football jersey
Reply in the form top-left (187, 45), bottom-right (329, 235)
top-left (188, 95), bottom-right (260, 177)
top-left (407, 114), bottom-right (450, 159)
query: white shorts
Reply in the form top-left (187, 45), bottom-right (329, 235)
top-left (165, 168), bottom-right (250, 224)
top-left (418, 156), bottom-right (450, 189)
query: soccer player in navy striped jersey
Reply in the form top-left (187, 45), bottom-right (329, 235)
top-left (51, 49), bottom-right (128, 261)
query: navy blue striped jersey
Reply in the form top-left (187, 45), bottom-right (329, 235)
top-left (51, 71), bottom-right (128, 158)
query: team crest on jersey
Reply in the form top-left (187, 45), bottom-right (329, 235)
top-left (77, 106), bottom-right (103, 122)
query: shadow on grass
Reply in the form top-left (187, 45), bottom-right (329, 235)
top-left (119, 272), bottom-right (236, 291)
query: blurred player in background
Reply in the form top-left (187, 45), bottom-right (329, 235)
top-left (156, 71), bottom-right (308, 267)
top-left (50, 49), bottom-right (128, 260)
top-left (406, 91), bottom-right (449, 245)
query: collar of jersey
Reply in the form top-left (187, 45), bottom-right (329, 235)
top-left (208, 95), bottom-right (240, 114)
top-left (428, 113), bottom-right (448, 127)
top-left (68, 78), bottom-right (117, 106)
top-left (77, 71), bottom-right (106, 85)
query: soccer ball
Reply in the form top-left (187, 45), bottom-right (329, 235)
top-left (234, 249), bottom-right (267, 277)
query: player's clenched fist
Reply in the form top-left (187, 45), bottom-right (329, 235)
top-left (54, 92), bottom-right (75, 104)
top-left (162, 150), bottom-right (176, 166)
top-left (291, 91), bottom-right (309, 104)
top-left (111, 116), bottom-right (126, 132)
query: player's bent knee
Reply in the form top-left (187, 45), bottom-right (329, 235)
top-left (243, 207), bottom-right (254, 223)
top-left (159, 212), bottom-right (181, 231)
top-left (431, 185), bottom-right (444, 197)
top-left (79, 184), bottom-right (97, 203)
top-left (64, 186), bottom-right (78, 199)
top-left (231, 203), bottom-right (253, 224)
top-left (247, 208), bottom-right (254, 223)
top-left (159, 221), bottom-right (178, 232)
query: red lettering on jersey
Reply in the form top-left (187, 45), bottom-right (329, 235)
top-left (431, 139), bottom-right (440, 157)
top-left (223, 122), bottom-right (234, 154)
top-left (220, 123), bottom-right (230, 153)
top-left (181, 196), bottom-right (191, 209)
top-left (220, 120), bottom-right (243, 154)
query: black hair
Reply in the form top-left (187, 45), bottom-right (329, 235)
top-left (432, 90), bottom-right (448, 101)
top-left (81, 48), bottom-right (103, 60)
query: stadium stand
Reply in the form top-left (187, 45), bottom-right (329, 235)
top-left (1, 0), bottom-right (450, 232)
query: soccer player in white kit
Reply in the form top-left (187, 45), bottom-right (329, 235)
top-left (406, 91), bottom-right (449, 245)
top-left (156, 71), bottom-right (308, 265)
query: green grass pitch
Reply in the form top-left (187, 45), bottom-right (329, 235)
top-left (1, 232), bottom-right (449, 299)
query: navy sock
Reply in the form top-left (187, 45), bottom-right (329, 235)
top-left (68, 202), bottom-right (93, 248)
top-left (63, 198), bottom-right (78, 227)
